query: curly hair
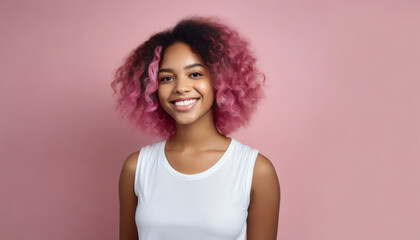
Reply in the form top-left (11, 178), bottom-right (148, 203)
top-left (111, 16), bottom-right (265, 140)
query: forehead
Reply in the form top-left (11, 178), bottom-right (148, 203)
top-left (159, 42), bottom-right (204, 69)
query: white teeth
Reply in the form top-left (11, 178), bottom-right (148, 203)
top-left (174, 99), bottom-right (197, 106)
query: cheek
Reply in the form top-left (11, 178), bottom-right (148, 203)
top-left (197, 81), bottom-right (214, 99)
top-left (157, 87), bottom-right (168, 105)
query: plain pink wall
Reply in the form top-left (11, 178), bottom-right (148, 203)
top-left (1, 0), bottom-right (419, 239)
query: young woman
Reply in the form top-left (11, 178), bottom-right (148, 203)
top-left (112, 16), bottom-right (280, 240)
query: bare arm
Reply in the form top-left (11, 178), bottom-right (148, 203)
top-left (119, 152), bottom-right (140, 240)
top-left (247, 153), bottom-right (281, 240)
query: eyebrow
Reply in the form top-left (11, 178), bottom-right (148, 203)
top-left (158, 63), bottom-right (204, 73)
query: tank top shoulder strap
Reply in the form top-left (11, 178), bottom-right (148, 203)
top-left (134, 141), bottom-right (164, 198)
top-left (229, 139), bottom-right (259, 206)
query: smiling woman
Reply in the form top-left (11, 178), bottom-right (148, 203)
top-left (111, 16), bottom-right (280, 240)
top-left (157, 42), bottom-right (214, 126)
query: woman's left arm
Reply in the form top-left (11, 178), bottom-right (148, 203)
top-left (247, 153), bottom-right (281, 240)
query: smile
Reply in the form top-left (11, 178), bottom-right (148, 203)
top-left (171, 98), bottom-right (199, 111)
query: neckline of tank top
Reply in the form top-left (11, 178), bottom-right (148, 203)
top-left (160, 137), bottom-right (236, 181)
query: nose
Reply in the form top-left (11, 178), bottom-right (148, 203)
top-left (173, 76), bottom-right (191, 94)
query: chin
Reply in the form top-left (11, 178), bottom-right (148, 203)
top-left (173, 116), bottom-right (199, 126)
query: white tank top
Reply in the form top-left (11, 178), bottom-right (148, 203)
top-left (134, 137), bottom-right (259, 240)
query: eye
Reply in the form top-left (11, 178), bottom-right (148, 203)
top-left (159, 76), bottom-right (173, 82)
top-left (190, 72), bottom-right (202, 78)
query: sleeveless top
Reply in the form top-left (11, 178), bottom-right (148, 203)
top-left (134, 138), bottom-right (259, 240)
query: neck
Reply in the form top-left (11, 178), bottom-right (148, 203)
top-left (168, 110), bottom-right (228, 151)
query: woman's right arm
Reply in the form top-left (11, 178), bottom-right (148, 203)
top-left (119, 151), bottom-right (140, 240)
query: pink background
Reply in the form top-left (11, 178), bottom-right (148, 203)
top-left (1, 0), bottom-right (419, 239)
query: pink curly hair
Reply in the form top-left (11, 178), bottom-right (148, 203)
top-left (111, 16), bottom-right (265, 140)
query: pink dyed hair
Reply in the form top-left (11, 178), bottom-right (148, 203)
top-left (111, 16), bottom-right (265, 140)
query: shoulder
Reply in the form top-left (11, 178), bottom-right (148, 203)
top-left (120, 140), bottom-right (163, 175)
top-left (119, 151), bottom-right (140, 182)
top-left (118, 151), bottom-right (141, 196)
top-left (251, 153), bottom-right (280, 201)
top-left (122, 151), bottom-right (140, 172)
top-left (120, 141), bottom-right (162, 172)
top-left (247, 152), bottom-right (280, 239)
top-left (255, 153), bottom-right (276, 174)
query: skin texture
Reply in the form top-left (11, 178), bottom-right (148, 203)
top-left (119, 42), bottom-right (280, 240)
